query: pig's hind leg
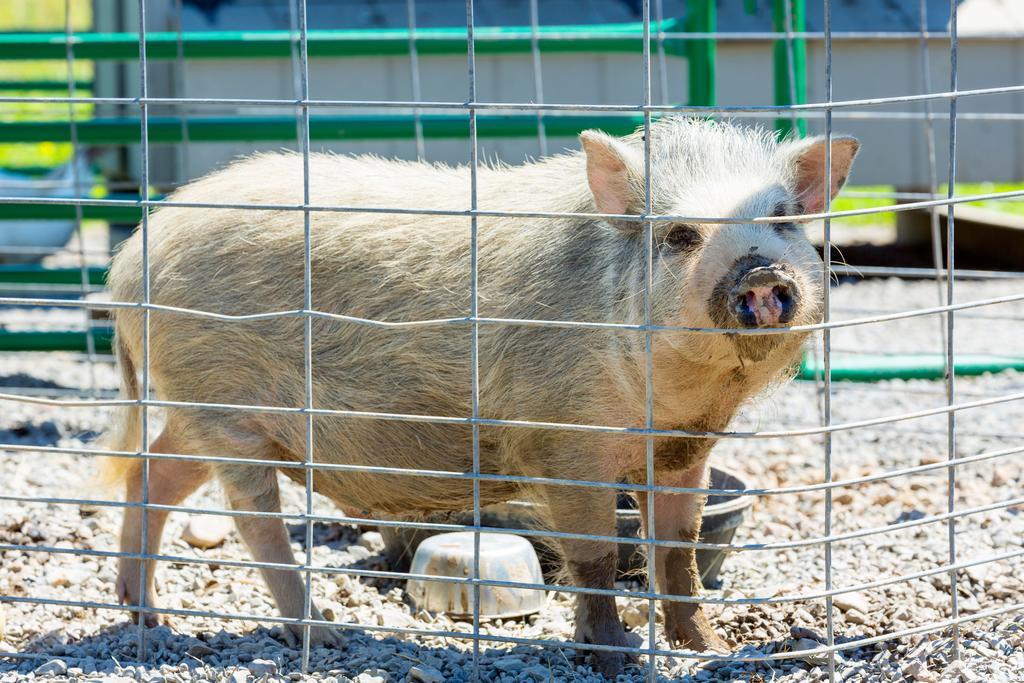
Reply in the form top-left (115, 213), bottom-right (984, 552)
top-left (117, 426), bottom-right (211, 626)
top-left (540, 488), bottom-right (635, 678)
top-left (217, 462), bottom-right (344, 649)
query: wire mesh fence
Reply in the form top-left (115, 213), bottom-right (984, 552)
top-left (1, 1), bottom-right (1023, 682)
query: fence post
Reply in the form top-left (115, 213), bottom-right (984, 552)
top-left (773, 0), bottom-right (807, 138)
top-left (685, 0), bottom-right (716, 107)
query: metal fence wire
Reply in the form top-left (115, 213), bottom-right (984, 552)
top-left (1, 0), bottom-right (1023, 681)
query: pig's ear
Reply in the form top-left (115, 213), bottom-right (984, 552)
top-left (579, 130), bottom-right (641, 217)
top-left (784, 135), bottom-right (860, 218)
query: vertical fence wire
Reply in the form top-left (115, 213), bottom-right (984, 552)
top-left (944, 0), bottom-right (961, 660)
top-left (821, 1), bottom-right (836, 680)
top-left (63, 0), bottom-right (97, 396)
top-left (293, 0), bottom-right (317, 671)
top-left (286, 0), bottom-right (303, 141)
top-left (135, 0), bottom-right (153, 661)
top-left (653, 0), bottom-right (670, 105)
top-left (782, 0), bottom-right (801, 133)
top-left (527, 0), bottom-right (547, 157)
top-left (640, 2), bottom-right (658, 681)
top-left (917, 0), bottom-right (949, 359)
top-left (406, 0), bottom-right (425, 160)
top-left (172, 0), bottom-right (190, 188)
top-left (464, 0), bottom-right (483, 678)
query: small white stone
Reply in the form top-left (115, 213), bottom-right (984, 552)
top-left (845, 608), bottom-right (869, 625)
top-left (354, 672), bottom-right (387, 683)
top-left (248, 659), bottom-right (277, 677)
top-left (347, 545), bottom-right (372, 561)
top-left (790, 638), bottom-right (829, 666)
top-left (833, 591), bottom-right (870, 614)
top-left (35, 659), bottom-right (68, 676)
top-left (944, 660), bottom-right (981, 683)
top-left (901, 659), bottom-right (924, 678)
top-left (407, 665), bottom-right (444, 683)
top-left (792, 607), bottom-right (815, 624)
top-left (493, 655), bottom-right (526, 673)
top-left (958, 595), bottom-right (981, 613)
top-left (229, 669), bottom-right (249, 683)
top-left (357, 531), bottom-right (385, 553)
top-left (182, 514), bottom-right (234, 549)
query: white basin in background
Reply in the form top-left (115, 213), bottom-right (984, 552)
top-left (0, 157), bottom-right (92, 264)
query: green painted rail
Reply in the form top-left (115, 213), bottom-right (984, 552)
top-left (0, 79), bottom-right (91, 91)
top-left (0, 22), bottom-right (689, 61)
top-left (799, 353), bottom-right (1024, 382)
top-left (0, 329), bottom-right (113, 353)
top-left (0, 190), bottom-right (146, 222)
top-left (0, 264), bottom-right (106, 286)
top-left (0, 113), bottom-right (646, 145)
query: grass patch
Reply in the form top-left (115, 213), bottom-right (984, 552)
top-left (0, 0), bottom-right (93, 168)
top-left (948, 182), bottom-right (1024, 216)
top-left (0, 1), bottom-right (91, 31)
top-left (832, 185), bottom-right (899, 227)
top-left (833, 182), bottom-right (1024, 228)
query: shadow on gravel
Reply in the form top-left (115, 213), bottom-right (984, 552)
top-left (0, 373), bottom-right (68, 391)
top-left (2, 621), bottom-right (591, 680)
top-left (0, 619), bottom-right (887, 682)
top-left (0, 420), bottom-right (61, 446)
top-left (286, 521), bottom-right (359, 553)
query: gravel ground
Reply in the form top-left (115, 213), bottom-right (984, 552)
top-left (1, 276), bottom-right (1023, 682)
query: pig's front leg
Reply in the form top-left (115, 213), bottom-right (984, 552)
top-left (636, 460), bottom-right (729, 653)
top-left (542, 488), bottom-right (634, 678)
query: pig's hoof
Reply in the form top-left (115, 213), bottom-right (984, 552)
top-left (584, 650), bottom-right (627, 679)
top-left (115, 580), bottom-right (163, 628)
top-left (574, 621), bottom-right (636, 678)
top-left (122, 609), bottom-right (163, 629)
top-left (119, 610), bottom-right (162, 629)
top-left (667, 622), bottom-right (729, 653)
top-left (281, 623), bottom-right (345, 650)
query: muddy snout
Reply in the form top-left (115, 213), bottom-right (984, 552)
top-left (726, 264), bottom-right (800, 328)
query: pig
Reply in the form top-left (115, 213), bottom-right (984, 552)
top-left (98, 117), bottom-right (858, 677)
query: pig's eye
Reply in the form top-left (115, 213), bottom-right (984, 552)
top-left (663, 224), bottom-right (701, 252)
top-left (772, 203), bottom-right (797, 235)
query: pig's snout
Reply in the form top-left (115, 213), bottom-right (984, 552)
top-left (728, 265), bottom-right (800, 328)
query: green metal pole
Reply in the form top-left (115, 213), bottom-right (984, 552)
top-left (0, 79), bottom-right (92, 91)
top-left (773, 0), bottom-right (807, 138)
top-left (0, 198), bottom-right (142, 222)
top-left (0, 113), bottom-right (649, 145)
top-left (0, 329), bottom-right (113, 353)
top-left (684, 0), bottom-right (716, 107)
top-left (0, 24), bottom-right (684, 61)
top-left (0, 265), bottom-right (106, 286)
top-left (799, 353), bottom-right (1024, 382)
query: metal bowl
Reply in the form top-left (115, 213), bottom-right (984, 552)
top-left (616, 467), bottom-right (755, 587)
top-left (382, 466), bottom-right (755, 589)
top-left (405, 531), bottom-right (546, 618)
